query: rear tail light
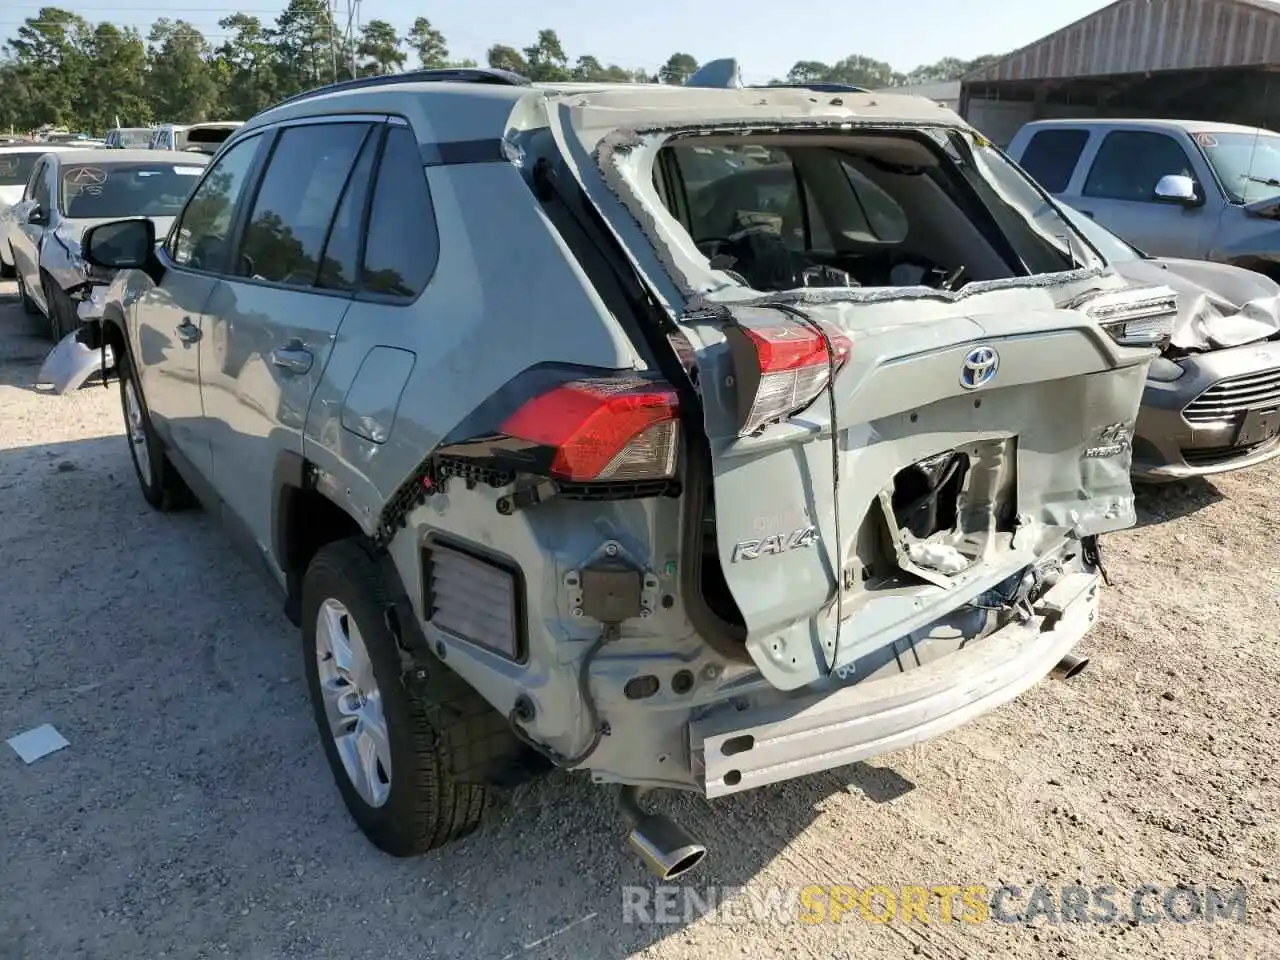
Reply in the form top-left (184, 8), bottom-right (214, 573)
top-left (725, 321), bottom-right (852, 435)
top-left (500, 376), bottom-right (680, 482)
top-left (1070, 284), bottom-right (1179, 348)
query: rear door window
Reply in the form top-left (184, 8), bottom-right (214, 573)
top-left (1016, 129), bottom-right (1090, 193)
top-left (1083, 130), bottom-right (1196, 202)
top-left (359, 125), bottom-right (439, 299)
top-left (236, 122), bottom-right (372, 288)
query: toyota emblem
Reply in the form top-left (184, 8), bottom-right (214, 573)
top-left (960, 345), bottom-right (999, 390)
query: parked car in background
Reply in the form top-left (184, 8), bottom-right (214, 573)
top-left (1008, 118), bottom-right (1280, 280)
top-left (0, 143), bottom-right (84, 277)
top-left (1057, 202), bottom-right (1280, 480)
top-left (105, 127), bottom-right (156, 149)
top-left (73, 66), bottom-right (1164, 878)
top-left (149, 121), bottom-right (244, 154)
top-left (1, 149), bottom-right (209, 341)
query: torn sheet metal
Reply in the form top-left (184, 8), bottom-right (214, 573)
top-left (38, 330), bottom-right (113, 395)
top-left (1112, 257), bottom-right (1280, 353)
top-left (7, 723), bottom-right (70, 763)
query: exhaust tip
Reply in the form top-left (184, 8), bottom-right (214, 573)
top-left (1051, 652), bottom-right (1090, 681)
top-left (620, 786), bottom-right (708, 880)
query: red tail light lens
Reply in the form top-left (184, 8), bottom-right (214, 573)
top-left (500, 376), bottom-right (680, 482)
top-left (730, 322), bottom-right (851, 435)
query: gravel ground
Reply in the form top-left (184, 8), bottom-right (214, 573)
top-left (1, 278), bottom-right (1277, 960)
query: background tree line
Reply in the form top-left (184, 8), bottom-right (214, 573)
top-left (0, 2), bottom-right (999, 134)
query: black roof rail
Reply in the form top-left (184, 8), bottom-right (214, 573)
top-left (270, 67), bottom-right (532, 110)
top-left (755, 82), bottom-right (869, 94)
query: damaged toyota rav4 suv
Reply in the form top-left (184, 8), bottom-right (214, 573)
top-left (78, 64), bottom-right (1173, 879)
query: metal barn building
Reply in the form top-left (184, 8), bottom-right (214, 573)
top-left (960, 0), bottom-right (1280, 144)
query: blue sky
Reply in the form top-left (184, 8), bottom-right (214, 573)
top-left (3, 0), bottom-right (1113, 83)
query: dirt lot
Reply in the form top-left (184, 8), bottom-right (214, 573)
top-left (0, 278), bottom-right (1277, 960)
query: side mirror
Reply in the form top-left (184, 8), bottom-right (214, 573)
top-left (83, 217), bottom-right (156, 270)
top-left (1153, 174), bottom-right (1202, 207)
top-left (26, 204), bottom-right (48, 226)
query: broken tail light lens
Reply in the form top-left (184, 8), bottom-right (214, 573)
top-left (1073, 285), bottom-right (1179, 348)
top-left (725, 321), bottom-right (852, 435)
top-left (500, 376), bottom-right (680, 482)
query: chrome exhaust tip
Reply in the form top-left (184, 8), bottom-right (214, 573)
top-left (619, 786), bottom-right (707, 881)
top-left (1050, 652), bottom-right (1090, 680)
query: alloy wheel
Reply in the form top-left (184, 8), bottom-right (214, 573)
top-left (315, 597), bottom-right (393, 808)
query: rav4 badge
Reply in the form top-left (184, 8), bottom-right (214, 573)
top-left (731, 526), bottom-right (820, 562)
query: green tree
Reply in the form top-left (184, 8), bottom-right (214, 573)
top-left (213, 14), bottom-right (280, 119)
top-left (406, 17), bottom-right (448, 69)
top-left (785, 61), bottom-right (831, 84)
top-left (356, 19), bottom-right (403, 76)
top-left (147, 19), bottom-right (220, 123)
top-left (658, 52), bottom-right (698, 85)
top-left (4, 8), bottom-right (92, 128)
top-left (84, 24), bottom-right (150, 130)
top-left (521, 29), bottom-right (568, 82)
top-left (572, 54), bottom-right (607, 81)
top-left (486, 44), bottom-right (528, 76)
top-left (272, 0), bottom-right (341, 94)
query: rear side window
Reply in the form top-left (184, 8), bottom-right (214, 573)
top-left (316, 132), bottom-right (378, 292)
top-left (237, 122), bottom-right (371, 287)
top-left (360, 125), bottom-right (438, 299)
top-left (1083, 130), bottom-right (1196, 202)
top-left (1016, 129), bottom-right (1089, 193)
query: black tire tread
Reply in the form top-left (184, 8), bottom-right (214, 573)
top-left (303, 539), bottom-right (492, 856)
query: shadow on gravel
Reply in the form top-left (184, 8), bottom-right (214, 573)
top-left (0, 287), bottom-right (56, 393)
top-left (0, 320), bottom-right (921, 959)
top-left (1132, 477), bottom-right (1225, 528)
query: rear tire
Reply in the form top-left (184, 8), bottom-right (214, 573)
top-left (302, 539), bottom-right (491, 856)
top-left (42, 274), bottom-right (69, 341)
top-left (117, 349), bottom-right (190, 511)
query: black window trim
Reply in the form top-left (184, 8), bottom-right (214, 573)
top-left (1081, 128), bottom-right (1199, 204)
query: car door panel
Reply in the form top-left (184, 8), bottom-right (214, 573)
top-left (133, 256), bottom-right (219, 472)
top-left (10, 160), bottom-right (51, 303)
top-left (197, 119), bottom-right (373, 557)
top-left (1077, 128), bottom-right (1218, 258)
top-left (134, 132), bottom-right (269, 477)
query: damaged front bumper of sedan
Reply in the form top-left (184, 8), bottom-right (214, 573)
top-left (1111, 257), bottom-right (1280, 480)
top-left (36, 285), bottom-right (113, 394)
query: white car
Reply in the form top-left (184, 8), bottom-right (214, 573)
top-left (2, 148), bottom-right (209, 342)
top-left (0, 144), bottom-right (85, 277)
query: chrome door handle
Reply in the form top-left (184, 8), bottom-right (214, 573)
top-left (176, 318), bottom-right (201, 343)
top-left (270, 341), bottom-right (313, 374)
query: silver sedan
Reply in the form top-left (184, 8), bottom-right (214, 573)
top-left (2, 148), bottom-right (209, 340)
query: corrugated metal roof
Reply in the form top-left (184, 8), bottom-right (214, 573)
top-left (966, 0), bottom-right (1280, 82)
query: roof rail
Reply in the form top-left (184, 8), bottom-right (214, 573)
top-left (758, 82), bottom-right (869, 94)
top-left (270, 67), bottom-right (532, 110)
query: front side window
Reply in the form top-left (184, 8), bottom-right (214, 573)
top-left (1083, 131), bottom-right (1197, 202)
top-left (1017, 129), bottom-right (1089, 193)
top-left (171, 134), bottom-right (261, 272)
top-left (1191, 130), bottom-right (1280, 204)
top-left (236, 122), bottom-right (371, 287)
top-left (360, 125), bottom-right (439, 298)
top-left (59, 161), bottom-right (207, 219)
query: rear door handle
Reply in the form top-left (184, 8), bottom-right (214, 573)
top-left (270, 341), bottom-right (313, 375)
top-left (176, 318), bottom-right (201, 343)
top-left (1078, 209), bottom-right (1096, 219)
